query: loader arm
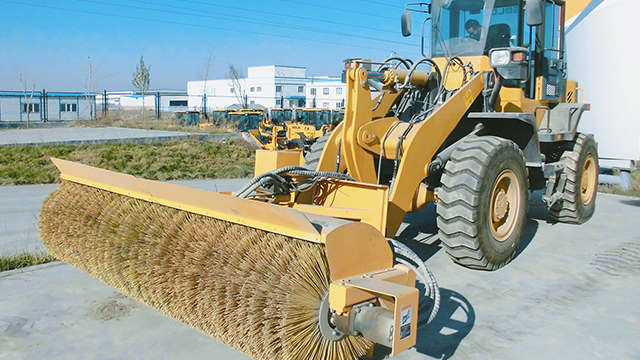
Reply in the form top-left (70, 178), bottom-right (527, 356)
top-left (338, 65), bottom-right (485, 236)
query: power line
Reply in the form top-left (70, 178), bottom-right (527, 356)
top-left (71, 0), bottom-right (417, 48)
top-left (3, 0), bottom-right (415, 53)
top-left (173, 0), bottom-right (400, 35)
top-left (275, 0), bottom-right (397, 21)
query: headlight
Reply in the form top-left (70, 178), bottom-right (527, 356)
top-left (490, 50), bottom-right (510, 67)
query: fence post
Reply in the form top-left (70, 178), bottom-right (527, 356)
top-left (42, 89), bottom-right (47, 122)
top-left (156, 91), bottom-right (161, 119)
top-left (103, 90), bottom-right (107, 118)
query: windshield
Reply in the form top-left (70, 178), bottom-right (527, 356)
top-left (431, 0), bottom-right (522, 58)
top-left (271, 109), bottom-right (292, 125)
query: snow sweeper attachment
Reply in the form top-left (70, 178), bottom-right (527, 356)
top-left (40, 158), bottom-right (439, 359)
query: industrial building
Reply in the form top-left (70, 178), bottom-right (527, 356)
top-left (0, 91), bottom-right (96, 122)
top-left (305, 77), bottom-right (345, 109)
top-left (187, 65), bottom-right (346, 110)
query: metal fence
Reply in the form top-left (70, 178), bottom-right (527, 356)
top-left (0, 91), bottom-right (96, 122)
top-left (95, 91), bottom-right (190, 120)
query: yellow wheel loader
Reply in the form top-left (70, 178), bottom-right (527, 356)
top-left (227, 109), bottom-right (266, 132)
top-left (39, 0), bottom-right (596, 359)
top-left (249, 108), bottom-right (344, 152)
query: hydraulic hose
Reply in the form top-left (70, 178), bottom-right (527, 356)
top-left (234, 166), bottom-right (354, 198)
top-left (387, 239), bottom-right (440, 326)
top-left (488, 73), bottom-right (503, 111)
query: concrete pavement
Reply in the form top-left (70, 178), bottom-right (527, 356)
top-left (0, 127), bottom-right (241, 146)
top-left (1, 188), bottom-right (639, 359)
top-left (1, 127), bottom-right (638, 359)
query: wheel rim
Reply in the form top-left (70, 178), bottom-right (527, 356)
top-left (490, 170), bottom-right (521, 242)
top-left (581, 155), bottom-right (597, 205)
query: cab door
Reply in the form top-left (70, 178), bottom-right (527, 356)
top-left (536, 0), bottom-right (566, 101)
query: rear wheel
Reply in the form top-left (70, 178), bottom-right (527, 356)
top-left (303, 133), bottom-right (330, 170)
top-left (286, 138), bottom-right (305, 150)
top-left (548, 133), bottom-right (598, 224)
top-left (436, 136), bottom-right (528, 271)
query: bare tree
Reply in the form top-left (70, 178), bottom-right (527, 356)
top-left (19, 72), bottom-right (37, 128)
top-left (226, 64), bottom-right (247, 108)
top-left (84, 56), bottom-right (102, 119)
top-left (198, 49), bottom-right (215, 117)
top-left (132, 55), bottom-right (151, 116)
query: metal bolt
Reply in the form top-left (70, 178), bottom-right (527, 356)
top-left (332, 330), bottom-right (340, 336)
top-left (368, 303), bottom-right (374, 308)
top-left (352, 331), bottom-right (359, 336)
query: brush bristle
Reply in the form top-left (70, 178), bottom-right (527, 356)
top-left (40, 182), bottom-right (372, 360)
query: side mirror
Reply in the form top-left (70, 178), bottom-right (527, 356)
top-left (401, 12), bottom-right (412, 37)
top-left (526, 0), bottom-right (544, 26)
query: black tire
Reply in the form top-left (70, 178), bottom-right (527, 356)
top-left (548, 133), bottom-right (598, 224)
top-left (436, 136), bottom-right (528, 271)
top-left (303, 133), bottom-right (330, 170)
top-left (287, 138), bottom-right (305, 150)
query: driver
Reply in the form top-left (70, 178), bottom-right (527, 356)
top-left (465, 19), bottom-right (482, 40)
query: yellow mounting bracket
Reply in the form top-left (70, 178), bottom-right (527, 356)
top-left (328, 266), bottom-right (419, 356)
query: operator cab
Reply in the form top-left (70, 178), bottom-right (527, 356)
top-left (404, 0), bottom-right (567, 101)
top-left (431, 0), bottom-right (524, 57)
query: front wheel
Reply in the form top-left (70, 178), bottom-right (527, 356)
top-left (548, 133), bottom-right (598, 224)
top-left (436, 136), bottom-right (528, 271)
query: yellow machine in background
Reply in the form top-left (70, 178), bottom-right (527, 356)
top-left (226, 109), bottom-right (266, 132)
top-left (249, 108), bottom-right (344, 152)
top-left (39, 1), bottom-right (596, 359)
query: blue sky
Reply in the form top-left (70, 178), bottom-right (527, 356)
top-left (0, 0), bottom-right (426, 92)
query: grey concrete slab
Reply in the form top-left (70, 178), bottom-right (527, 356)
top-left (1, 190), bottom-right (639, 359)
top-left (389, 191), bottom-right (640, 360)
top-left (0, 184), bottom-right (58, 254)
top-left (0, 179), bottom-right (250, 256)
top-left (0, 262), bottom-right (251, 360)
top-left (0, 127), bottom-right (241, 146)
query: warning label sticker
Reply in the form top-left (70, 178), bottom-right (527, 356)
top-left (400, 304), bottom-right (413, 340)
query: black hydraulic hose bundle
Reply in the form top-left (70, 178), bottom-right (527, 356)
top-left (234, 166), bottom-right (355, 199)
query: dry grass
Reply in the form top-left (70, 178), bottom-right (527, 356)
top-left (0, 252), bottom-right (57, 272)
top-left (69, 112), bottom-right (234, 134)
top-left (0, 139), bottom-right (255, 185)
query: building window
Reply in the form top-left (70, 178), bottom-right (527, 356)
top-left (336, 102), bottom-right (342, 108)
top-left (22, 103), bottom-right (40, 113)
top-left (323, 88), bottom-right (329, 95)
top-left (250, 100), bottom-right (255, 105)
top-left (257, 86), bottom-right (262, 92)
top-left (169, 100), bottom-right (188, 107)
top-left (336, 88), bottom-right (342, 95)
top-left (250, 87), bottom-right (255, 92)
top-left (60, 103), bottom-right (77, 112)
top-left (310, 88), bottom-right (316, 95)
top-left (230, 88), bottom-right (235, 93)
top-left (298, 99), bottom-right (305, 107)
top-left (323, 102), bottom-right (329, 109)
top-left (276, 99), bottom-right (281, 106)
top-left (298, 86), bottom-right (304, 93)
top-left (276, 85), bottom-right (283, 92)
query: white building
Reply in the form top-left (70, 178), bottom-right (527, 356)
top-left (188, 65), bottom-right (308, 110)
top-left (305, 77), bottom-right (345, 109)
top-left (566, 0), bottom-right (640, 169)
top-left (104, 90), bottom-right (188, 112)
top-left (187, 65), bottom-right (347, 111)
